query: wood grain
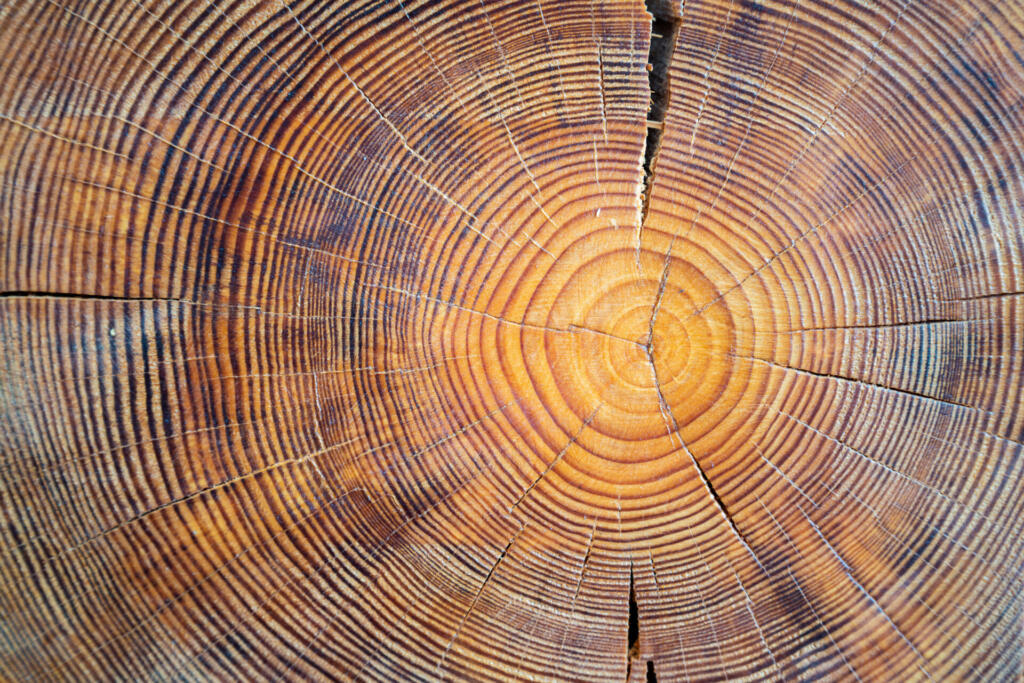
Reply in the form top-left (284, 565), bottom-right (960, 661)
top-left (1, 0), bottom-right (1022, 680)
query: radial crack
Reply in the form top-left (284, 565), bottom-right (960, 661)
top-left (638, 0), bottom-right (681, 248)
top-left (646, 336), bottom-right (766, 574)
top-left (626, 562), bottom-right (640, 681)
top-left (0, 291), bottom-right (185, 303)
top-left (509, 407), bottom-right (600, 513)
top-left (736, 354), bottom-right (985, 413)
top-left (439, 526), bottom-right (525, 678)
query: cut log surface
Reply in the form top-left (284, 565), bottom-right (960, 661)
top-left (1, 0), bottom-right (1023, 680)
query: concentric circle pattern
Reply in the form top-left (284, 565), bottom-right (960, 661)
top-left (1, 0), bottom-right (1023, 680)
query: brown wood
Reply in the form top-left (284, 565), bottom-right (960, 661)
top-left (1, 0), bottom-right (1022, 680)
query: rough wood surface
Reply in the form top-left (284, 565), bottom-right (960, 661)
top-left (1, 0), bottom-right (1023, 680)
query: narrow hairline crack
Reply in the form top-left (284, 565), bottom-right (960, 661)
top-left (509, 406), bottom-right (600, 513)
top-left (439, 525), bottom-right (525, 678)
top-left (648, 339), bottom-right (767, 573)
top-left (646, 294), bottom-right (766, 576)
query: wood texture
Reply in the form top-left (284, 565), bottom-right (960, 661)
top-left (1, 0), bottom-right (1023, 680)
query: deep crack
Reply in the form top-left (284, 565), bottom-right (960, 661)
top-left (640, 0), bottom-right (681, 228)
top-left (626, 563), bottom-right (640, 680)
top-left (0, 291), bottom-right (185, 303)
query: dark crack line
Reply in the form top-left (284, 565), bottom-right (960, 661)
top-left (370, 283), bottom-right (645, 348)
top-left (0, 290), bottom-right (186, 303)
top-left (569, 324), bottom-right (647, 349)
top-left (735, 353), bottom-right (987, 414)
top-left (944, 290), bottom-right (1024, 302)
top-left (647, 339), bottom-right (766, 575)
top-left (439, 525), bottom-right (525, 678)
top-left (626, 562), bottom-right (639, 681)
top-left (509, 407), bottom-right (599, 513)
top-left (637, 0), bottom-right (681, 255)
top-left (777, 317), bottom-right (978, 333)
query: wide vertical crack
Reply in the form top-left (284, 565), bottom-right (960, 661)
top-left (639, 0), bottom-right (764, 573)
top-left (625, 563), bottom-right (640, 681)
top-left (634, 10), bottom-right (681, 644)
top-left (639, 0), bottom-right (681, 230)
top-left (633, 2), bottom-right (763, 675)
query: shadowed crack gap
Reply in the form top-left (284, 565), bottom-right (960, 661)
top-left (640, 0), bottom-right (681, 225)
top-left (0, 291), bottom-right (185, 302)
top-left (626, 564), bottom-right (639, 680)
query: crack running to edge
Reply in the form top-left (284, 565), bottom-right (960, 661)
top-left (0, 290), bottom-right (185, 303)
top-left (625, 562), bottom-right (640, 681)
top-left (637, 0), bottom-right (681, 262)
top-left (637, 0), bottom-right (764, 580)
